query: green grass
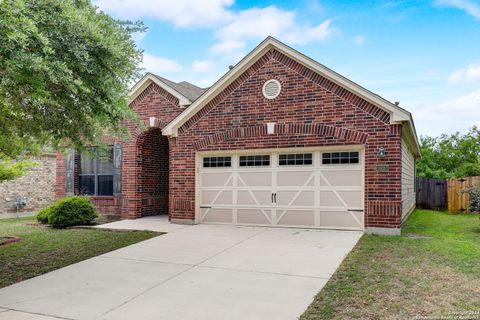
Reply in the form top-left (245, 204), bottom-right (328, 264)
top-left (301, 210), bottom-right (480, 320)
top-left (0, 217), bottom-right (159, 288)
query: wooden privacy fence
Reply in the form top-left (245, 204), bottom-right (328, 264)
top-left (447, 176), bottom-right (480, 213)
top-left (416, 177), bottom-right (448, 211)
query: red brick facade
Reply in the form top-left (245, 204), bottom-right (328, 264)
top-left (55, 83), bottom-right (182, 218)
top-left (56, 46), bottom-right (409, 229)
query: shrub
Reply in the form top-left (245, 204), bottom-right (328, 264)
top-left (469, 187), bottom-right (480, 213)
top-left (36, 207), bottom-right (52, 224)
top-left (41, 196), bottom-right (98, 228)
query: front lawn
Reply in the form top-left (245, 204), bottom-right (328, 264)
top-left (301, 210), bottom-right (480, 320)
top-left (0, 217), bottom-right (159, 288)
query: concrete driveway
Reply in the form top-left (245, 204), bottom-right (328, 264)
top-left (0, 217), bottom-right (362, 320)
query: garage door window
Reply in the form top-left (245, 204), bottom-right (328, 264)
top-left (279, 153), bottom-right (312, 166)
top-left (239, 155), bottom-right (270, 167)
top-left (322, 152), bottom-right (359, 164)
top-left (203, 156), bottom-right (231, 168)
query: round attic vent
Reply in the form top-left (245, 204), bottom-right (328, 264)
top-left (262, 79), bottom-right (281, 99)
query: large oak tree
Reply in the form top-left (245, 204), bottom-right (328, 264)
top-left (0, 0), bottom-right (144, 181)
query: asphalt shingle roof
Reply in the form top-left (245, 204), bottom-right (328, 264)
top-left (152, 74), bottom-right (208, 102)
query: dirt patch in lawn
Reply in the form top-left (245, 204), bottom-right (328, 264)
top-left (0, 236), bottom-right (22, 246)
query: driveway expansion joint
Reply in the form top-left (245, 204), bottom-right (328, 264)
top-left (195, 265), bottom-right (331, 280)
top-left (0, 307), bottom-right (74, 320)
top-left (97, 255), bottom-right (194, 267)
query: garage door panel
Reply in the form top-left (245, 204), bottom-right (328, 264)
top-left (238, 172), bottom-right (272, 187)
top-left (276, 210), bottom-right (315, 226)
top-left (201, 173), bottom-right (233, 187)
top-left (320, 210), bottom-right (363, 229)
top-left (237, 190), bottom-right (272, 206)
top-left (337, 191), bottom-right (363, 208)
top-left (276, 191), bottom-right (314, 207)
top-left (319, 191), bottom-right (344, 207)
top-left (237, 209), bottom-right (272, 225)
top-left (201, 208), bottom-right (233, 223)
top-left (277, 171), bottom-right (314, 187)
top-left (321, 170), bottom-right (361, 187)
top-left (201, 191), bottom-right (233, 205)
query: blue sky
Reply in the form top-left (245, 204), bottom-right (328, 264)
top-left (94, 0), bottom-right (480, 137)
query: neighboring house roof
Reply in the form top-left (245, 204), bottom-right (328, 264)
top-left (129, 73), bottom-right (207, 107)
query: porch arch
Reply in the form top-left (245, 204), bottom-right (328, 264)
top-left (137, 127), bottom-right (169, 216)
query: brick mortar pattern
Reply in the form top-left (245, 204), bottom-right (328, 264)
top-left (1, 155), bottom-right (56, 214)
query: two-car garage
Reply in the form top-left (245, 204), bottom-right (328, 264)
top-left (196, 147), bottom-right (364, 230)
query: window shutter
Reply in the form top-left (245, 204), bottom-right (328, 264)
top-left (113, 143), bottom-right (122, 195)
top-left (65, 149), bottom-right (75, 194)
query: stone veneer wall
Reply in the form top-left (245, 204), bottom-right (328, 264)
top-left (0, 154), bottom-right (56, 214)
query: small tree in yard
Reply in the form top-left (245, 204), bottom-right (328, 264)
top-left (0, 159), bottom-right (37, 183)
top-left (0, 0), bottom-right (144, 181)
top-left (416, 126), bottom-right (480, 179)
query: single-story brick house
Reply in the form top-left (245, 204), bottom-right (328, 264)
top-left (56, 37), bottom-right (420, 235)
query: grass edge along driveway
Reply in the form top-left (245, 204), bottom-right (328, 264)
top-left (301, 209), bottom-right (480, 320)
top-left (0, 217), bottom-right (159, 289)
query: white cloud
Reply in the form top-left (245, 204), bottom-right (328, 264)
top-left (413, 89), bottom-right (480, 135)
top-left (437, 89), bottom-right (480, 114)
top-left (131, 31), bottom-right (146, 43)
top-left (448, 63), bottom-right (480, 84)
top-left (211, 40), bottom-right (246, 54)
top-left (93, 0), bottom-right (234, 27)
top-left (211, 6), bottom-right (333, 54)
top-left (140, 54), bottom-right (221, 87)
top-left (191, 60), bottom-right (213, 73)
top-left (434, 0), bottom-right (480, 19)
top-left (354, 35), bottom-right (366, 45)
top-left (94, 2), bottom-right (336, 60)
top-left (141, 54), bottom-right (184, 74)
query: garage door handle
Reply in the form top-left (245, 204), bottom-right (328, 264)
top-left (200, 206), bottom-right (211, 209)
top-left (348, 209), bottom-right (363, 212)
top-left (272, 193), bottom-right (277, 203)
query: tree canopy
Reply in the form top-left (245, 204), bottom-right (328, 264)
top-left (0, 0), bottom-right (144, 160)
top-left (416, 126), bottom-right (480, 179)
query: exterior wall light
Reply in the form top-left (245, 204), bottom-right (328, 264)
top-left (378, 147), bottom-right (387, 158)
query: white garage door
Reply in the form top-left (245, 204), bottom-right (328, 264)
top-left (197, 149), bottom-right (364, 230)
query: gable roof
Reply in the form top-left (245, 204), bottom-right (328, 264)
top-left (129, 73), bottom-right (207, 107)
top-left (153, 75), bottom-right (208, 102)
top-left (160, 36), bottom-right (420, 157)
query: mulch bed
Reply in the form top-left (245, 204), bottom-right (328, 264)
top-left (0, 236), bottom-right (22, 246)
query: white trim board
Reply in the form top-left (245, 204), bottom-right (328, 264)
top-left (129, 73), bottom-right (191, 107)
